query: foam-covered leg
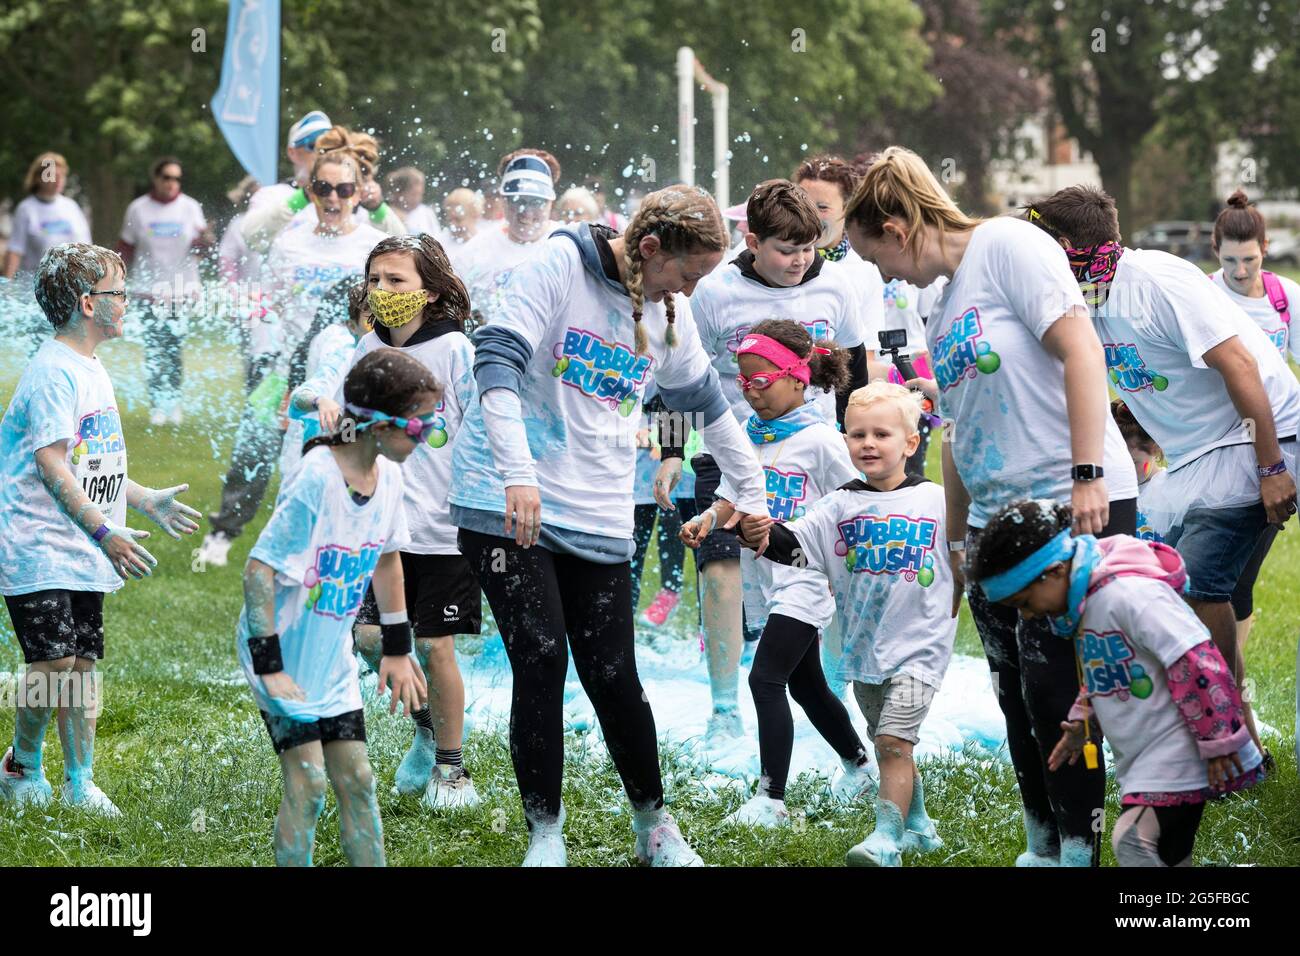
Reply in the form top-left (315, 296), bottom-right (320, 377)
top-left (1016, 809), bottom-right (1061, 867)
top-left (275, 747), bottom-right (328, 867)
top-left (846, 798), bottom-right (905, 867)
top-left (325, 740), bottom-right (385, 866)
top-left (901, 771), bottom-right (943, 853)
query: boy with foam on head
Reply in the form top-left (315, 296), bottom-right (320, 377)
top-left (0, 242), bottom-right (200, 814)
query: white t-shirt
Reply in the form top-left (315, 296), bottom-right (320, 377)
top-left (1098, 250), bottom-right (1300, 472)
top-left (782, 478), bottom-right (956, 687)
top-left (1078, 574), bottom-right (1255, 795)
top-left (449, 222), bottom-right (558, 331)
top-left (1209, 269), bottom-right (1300, 365)
top-left (278, 323), bottom-right (357, 491)
top-left (263, 223), bottom-right (386, 361)
top-left (237, 446), bottom-right (409, 721)
top-left (402, 204), bottom-right (441, 237)
top-left (345, 326), bottom-right (477, 554)
top-left (120, 194), bottom-right (207, 297)
top-left (822, 246), bottom-right (887, 354)
top-left (450, 233), bottom-right (753, 539)
top-left (928, 217), bottom-right (1137, 527)
top-left (691, 257), bottom-right (865, 425)
top-left (8, 195), bottom-right (92, 274)
top-left (0, 339), bottom-right (128, 595)
top-left (717, 415), bottom-right (860, 631)
top-left (1135, 469), bottom-right (1170, 543)
top-left (218, 213), bottom-right (263, 282)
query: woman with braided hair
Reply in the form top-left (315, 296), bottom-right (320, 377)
top-left (449, 184), bottom-right (768, 866)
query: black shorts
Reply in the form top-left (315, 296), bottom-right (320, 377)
top-left (260, 709), bottom-right (366, 755)
top-left (3, 590), bottom-right (105, 663)
top-left (355, 552), bottom-right (483, 637)
top-left (691, 453), bottom-right (742, 569)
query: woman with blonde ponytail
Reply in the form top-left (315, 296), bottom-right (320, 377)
top-left (845, 146), bottom-right (1138, 867)
top-left (448, 184), bottom-right (768, 867)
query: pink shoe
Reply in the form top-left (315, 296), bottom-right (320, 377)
top-left (640, 589), bottom-right (681, 627)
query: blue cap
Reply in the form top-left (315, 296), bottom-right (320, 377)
top-left (499, 155), bottom-right (556, 201)
top-left (288, 111), bottom-right (332, 149)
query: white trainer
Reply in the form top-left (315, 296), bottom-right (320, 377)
top-left (63, 779), bottom-right (122, 817)
top-left (830, 758), bottom-right (879, 804)
top-left (197, 531), bottom-right (233, 568)
top-left (420, 764), bottom-right (481, 810)
top-left (634, 813), bottom-right (705, 867)
top-left (724, 793), bottom-right (790, 828)
top-left (0, 748), bottom-right (52, 807)
top-left (522, 805), bottom-right (567, 867)
top-left (704, 710), bottom-right (744, 746)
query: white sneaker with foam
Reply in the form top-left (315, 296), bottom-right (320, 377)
top-left (421, 764), bottom-right (481, 810)
top-left (703, 710), bottom-right (744, 747)
top-left (63, 779), bottom-right (121, 817)
top-left (724, 793), bottom-right (789, 828)
top-left (0, 748), bottom-right (52, 807)
top-left (830, 758), bottom-right (879, 804)
top-left (197, 531), bottom-right (233, 568)
top-left (634, 813), bottom-right (705, 867)
top-left (522, 805), bottom-right (567, 867)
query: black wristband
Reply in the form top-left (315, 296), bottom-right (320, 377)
top-left (381, 620), bottom-right (413, 657)
top-left (248, 634), bottom-right (284, 675)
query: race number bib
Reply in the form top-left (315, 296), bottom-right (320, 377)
top-left (71, 407), bottom-right (128, 526)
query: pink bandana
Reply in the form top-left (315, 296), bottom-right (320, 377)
top-left (736, 334), bottom-right (827, 385)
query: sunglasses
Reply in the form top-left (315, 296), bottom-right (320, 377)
top-left (358, 409), bottom-right (440, 443)
top-left (157, 173), bottom-right (182, 183)
top-left (312, 180), bottom-right (358, 199)
top-left (88, 289), bottom-right (128, 302)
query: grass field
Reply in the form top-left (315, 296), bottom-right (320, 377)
top-left (0, 305), bottom-right (1297, 867)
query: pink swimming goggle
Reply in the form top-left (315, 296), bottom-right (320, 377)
top-left (735, 334), bottom-right (829, 390)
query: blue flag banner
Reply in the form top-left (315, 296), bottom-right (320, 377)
top-left (211, 0), bottom-right (281, 187)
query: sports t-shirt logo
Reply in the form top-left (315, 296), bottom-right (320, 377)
top-left (550, 327), bottom-right (652, 416)
top-left (832, 513), bottom-right (939, 586)
top-left (303, 542), bottom-right (382, 620)
top-left (1075, 629), bottom-right (1153, 700)
top-left (1104, 342), bottom-right (1168, 393)
top-left (934, 307), bottom-right (1001, 391)
top-left (765, 467), bottom-right (808, 521)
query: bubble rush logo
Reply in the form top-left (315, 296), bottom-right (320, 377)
top-left (148, 221), bottom-right (184, 239)
top-left (1265, 327), bottom-right (1287, 353)
top-left (426, 396), bottom-right (449, 449)
top-left (1075, 629), bottom-right (1153, 701)
top-left (71, 408), bottom-right (124, 465)
top-left (1104, 342), bottom-right (1168, 393)
top-left (832, 512), bottom-right (938, 586)
top-left (302, 542), bottom-right (382, 619)
top-left (550, 327), bottom-right (652, 416)
top-left (1135, 510), bottom-right (1163, 543)
top-left (933, 307), bottom-right (1000, 391)
top-left (765, 467), bottom-right (808, 521)
top-left (725, 319), bottom-right (832, 365)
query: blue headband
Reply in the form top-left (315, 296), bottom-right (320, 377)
top-left (979, 529), bottom-right (1075, 602)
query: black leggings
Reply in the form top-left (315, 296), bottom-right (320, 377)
top-left (630, 503), bottom-right (685, 609)
top-left (967, 497), bottom-right (1136, 867)
top-left (141, 302), bottom-right (184, 408)
top-left (1231, 523), bottom-right (1278, 621)
top-left (458, 528), bottom-right (664, 824)
top-left (749, 614), bottom-right (868, 800)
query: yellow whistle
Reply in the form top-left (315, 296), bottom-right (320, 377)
top-left (1083, 741), bottom-right (1099, 770)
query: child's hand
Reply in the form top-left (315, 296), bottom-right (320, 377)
top-left (99, 525), bottom-right (158, 580)
top-left (134, 483), bottom-right (202, 539)
top-left (1207, 753), bottom-right (1245, 791)
top-left (316, 397), bottom-right (342, 434)
top-left (1047, 720), bottom-right (1086, 771)
top-left (653, 458), bottom-right (682, 509)
top-left (680, 510), bottom-right (715, 549)
top-left (378, 654), bottom-right (429, 717)
top-left (262, 671), bottom-right (307, 703)
top-left (737, 513), bottom-right (773, 550)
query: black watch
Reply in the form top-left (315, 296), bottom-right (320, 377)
top-left (1071, 464), bottom-right (1104, 481)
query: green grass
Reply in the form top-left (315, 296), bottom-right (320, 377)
top-left (0, 322), bottom-right (1297, 867)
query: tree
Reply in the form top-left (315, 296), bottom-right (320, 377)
top-left (858, 0), bottom-right (1042, 215)
top-left (985, 0), bottom-right (1212, 232)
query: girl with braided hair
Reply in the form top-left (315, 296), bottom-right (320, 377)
top-left (449, 184), bottom-right (768, 866)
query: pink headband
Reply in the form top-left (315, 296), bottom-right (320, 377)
top-left (736, 334), bottom-right (829, 385)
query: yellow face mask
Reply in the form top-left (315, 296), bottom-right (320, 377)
top-left (368, 288), bottom-right (427, 328)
